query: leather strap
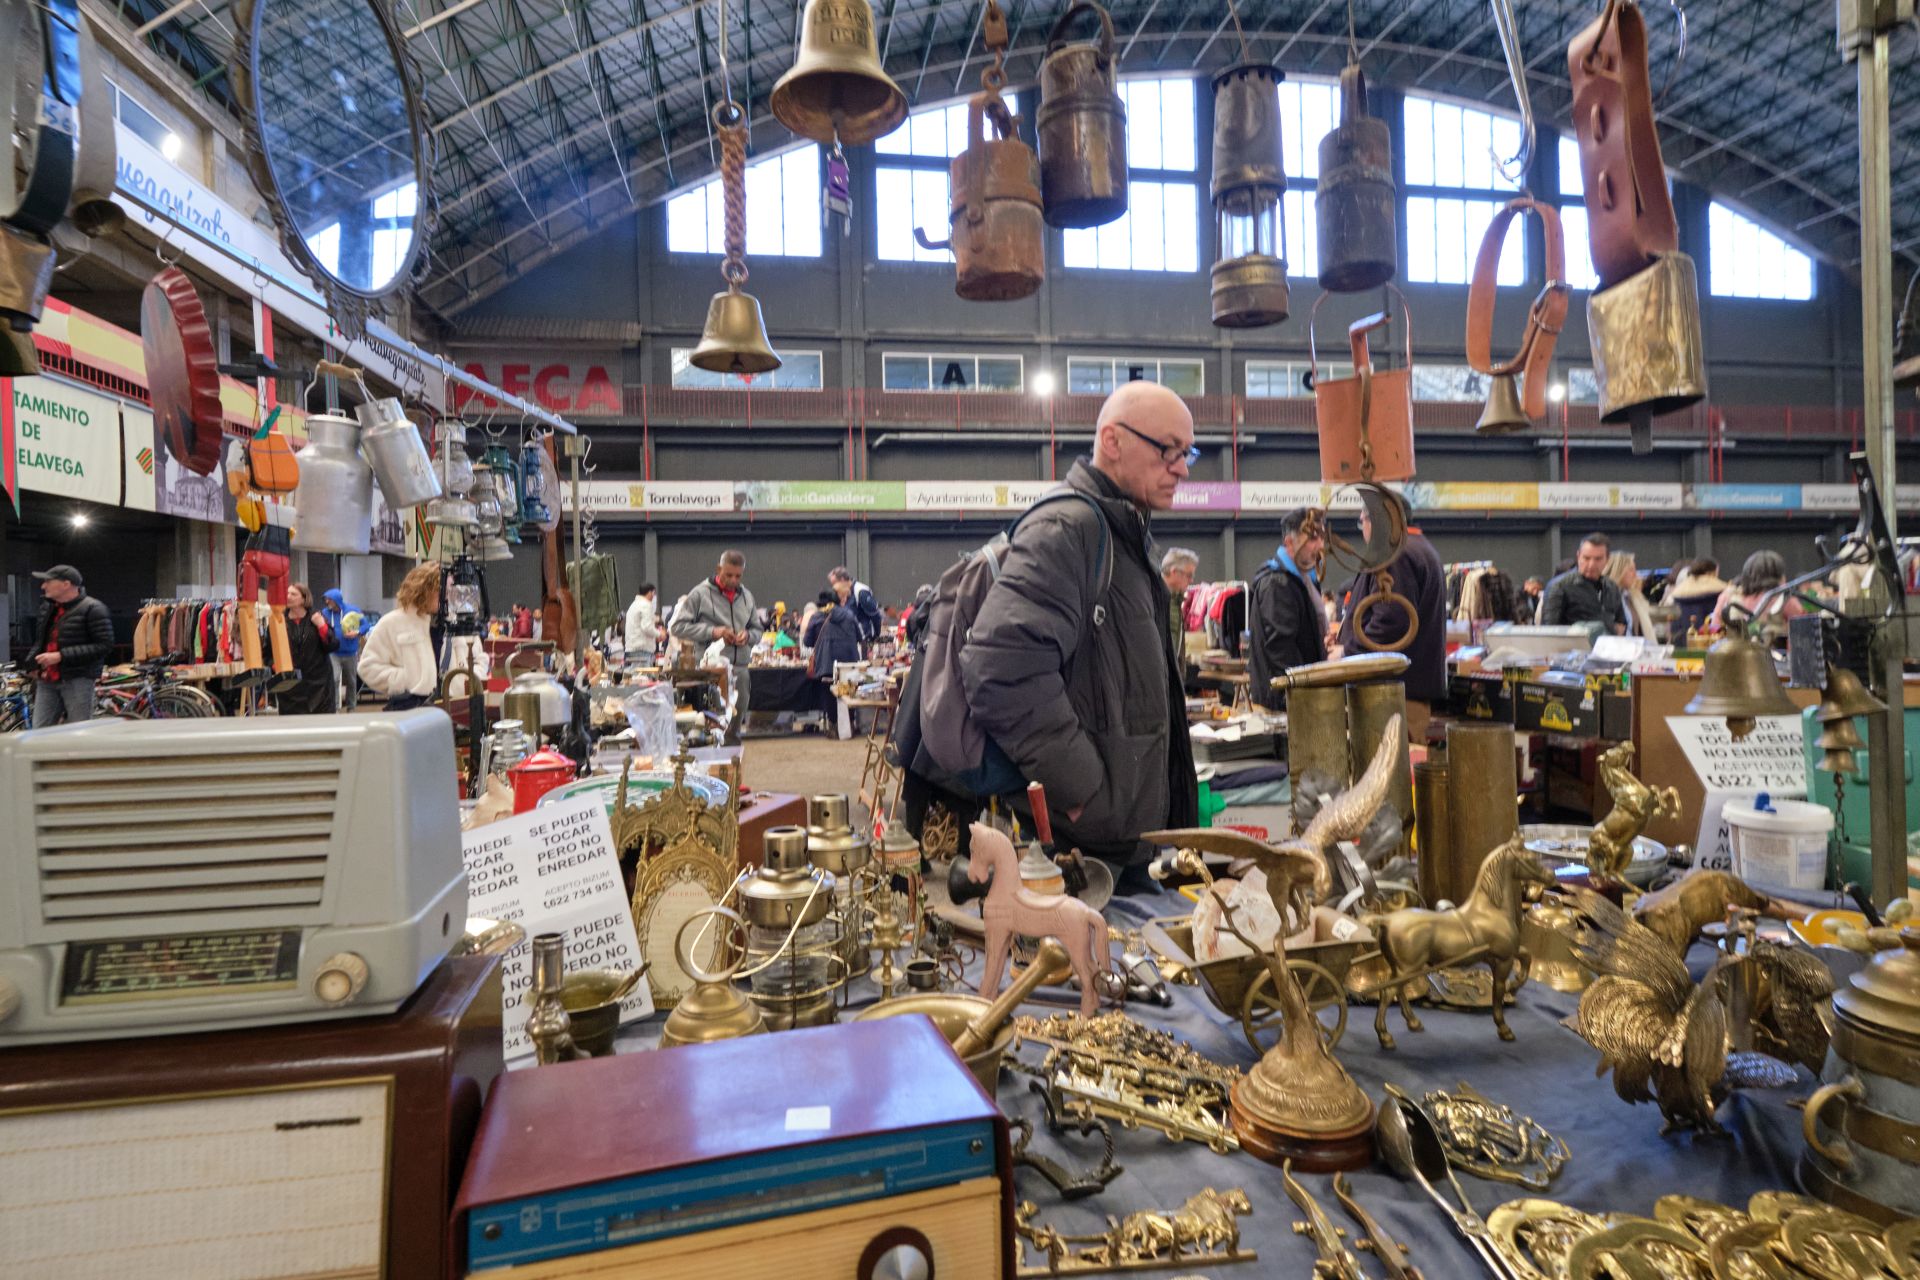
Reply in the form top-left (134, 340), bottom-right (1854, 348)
top-left (1466, 197), bottom-right (1568, 421)
top-left (1568, 0), bottom-right (1678, 287)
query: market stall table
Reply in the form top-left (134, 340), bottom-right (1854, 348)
top-left (608, 885), bottom-right (1825, 1278)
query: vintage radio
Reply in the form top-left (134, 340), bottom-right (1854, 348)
top-left (0, 952), bottom-right (504, 1280)
top-left (454, 1017), bottom-right (1013, 1278)
top-left (0, 711), bottom-right (468, 1044)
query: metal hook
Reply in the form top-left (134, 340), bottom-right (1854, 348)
top-left (153, 224), bottom-right (184, 269)
top-left (1487, 0), bottom-right (1536, 188)
top-left (1654, 0), bottom-right (1689, 108)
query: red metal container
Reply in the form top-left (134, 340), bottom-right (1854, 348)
top-left (509, 748), bottom-right (576, 814)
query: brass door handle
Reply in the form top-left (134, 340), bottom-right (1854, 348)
top-left (1802, 1075), bottom-right (1865, 1170)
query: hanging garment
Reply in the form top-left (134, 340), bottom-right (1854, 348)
top-left (567, 553), bottom-right (621, 639)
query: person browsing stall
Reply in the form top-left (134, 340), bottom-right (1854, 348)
top-left (357, 564), bottom-right (441, 712)
top-left (1540, 533), bottom-right (1629, 633)
top-left (827, 567), bottom-right (883, 645)
top-left (26, 564), bottom-right (113, 725)
top-left (1248, 508), bottom-right (1327, 711)
top-left (669, 551), bottom-right (758, 743)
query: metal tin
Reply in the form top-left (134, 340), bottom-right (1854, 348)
top-left (937, 95), bottom-right (1044, 301)
top-left (1314, 65), bottom-right (1396, 293)
top-left (290, 411), bottom-right (373, 554)
top-left (1413, 753), bottom-right (1452, 909)
top-left (1445, 721), bottom-right (1518, 907)
top-left (1348, 681), bottom-right (1412, 825)
top-left (1035, 2), bottom-right (1127, 229)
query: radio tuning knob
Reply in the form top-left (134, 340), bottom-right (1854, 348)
top-left (314, 953), bottom-right (370, 1006)
top-left (859, 1232), bottom-right (932, 1280)
top-left (0, 975), bottom-right (19, 1024)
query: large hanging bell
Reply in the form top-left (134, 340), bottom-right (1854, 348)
top-left (770, 0), bottom-right (906, 145)
top-left (1314, 64), bottom-right (1396, 293)
top-left (1817, 718), bottom-right (1866, 751)
top-left (1817, 662), bottom-right (1888, 721)
top-left (920, 95), bottom-right (1044, 301)
top-left (1035, 2), bottom-right (1127, 229)
top-left (690, 285), bottom-right (782, 375)
top-left (1474, 373), bottom-right (1529, 436)
top-left (1588, 251), bottom-right (1707, 455)
top-left (1684, 634), bottom-right (1797, 740)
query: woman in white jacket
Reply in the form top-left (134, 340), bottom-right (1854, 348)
top-left (357, 563), bottom-right (442, 710)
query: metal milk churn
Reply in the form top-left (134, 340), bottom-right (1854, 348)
top-left (355, 396), bottom-right (442, 509)
top-left (290, 411), bottom-right (374, 554)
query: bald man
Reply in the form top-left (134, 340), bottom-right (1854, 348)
top-left (958, 381), bottom-right (1200, 875)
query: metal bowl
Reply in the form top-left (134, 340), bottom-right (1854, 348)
top-left (853, 995), bottom-right (1013, 1098)
top-left (559, 969), bottom-right (627, 1056)
top-left (1520, 823), bottom-right (1669, 888)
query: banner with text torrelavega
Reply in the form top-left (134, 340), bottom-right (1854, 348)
top-left (6, 376), bottom-right (123, 504)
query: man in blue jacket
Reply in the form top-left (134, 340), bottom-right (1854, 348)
top-left (322, 588), bottom-right (365, 711)
top-left (828, 567), bottom-right (883, 645)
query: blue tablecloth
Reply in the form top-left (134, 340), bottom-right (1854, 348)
top-left (619, 886), bottom-right (1816, 1278)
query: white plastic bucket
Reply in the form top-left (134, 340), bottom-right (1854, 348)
top-left (1724, 797), bottom-right (1834, 893)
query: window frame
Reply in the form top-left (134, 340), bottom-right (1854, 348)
top-left (1060, 76), bottom-right (1202, 274)
top-left (1066, 356), bottom-right (1206, 397)
top-left (1400, 91), bottom-right (1529, 289)
top-left (669, 347), bottom-right (828, 391)
top-left (1707, 201), bottom-right (1816, 302)
top-left (1244, 358), bottom-right (1355, 399)
top-left (880, 351), bottom-right (1026, 393)
top-left (874, 96), bottom-right (1021, 265)
top-left (663, 143), bottom-right (823, 259)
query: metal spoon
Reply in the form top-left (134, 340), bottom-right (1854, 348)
top-left (608, 961), bottom-right (652, 1005)
top-left (1376, 1092), bottom-right (1516, 1280)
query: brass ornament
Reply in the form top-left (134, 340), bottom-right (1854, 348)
top-left (658, 907), bottom-right (767, 1047)
top-left (1632, 869), bottom-right (1796, 957)
top-left (1708, 1221), bottom-right (1799, 1280)
top-left (768, 0), bottom-right (906, 146)
top-left (1487, 1199), bottom-right (1610, 1280)
top-left (1420, 1081), bottom-right (1569, 1191)
top-left (1013, 1010), bottom-right (1243, 1155)
top-left (1654, 1195), bottom-right (1754, 1249)
top-left (1523, 896), bottom-right (1595, 993)
top-left (1819, 663), bottom-right (1888, 721)
top-left (618, 755), bottom-right (739, 1010)
top-left (1566, 1218), bottom-right (1712, 1280)
top-left (1331, 1172), bottom-right (1423, 1280)
top-left (1587, 742), bottom-right (1681, 881)
top-left (1013, 1189), bottom-right (1256, 1276)
top-left (1587, 251), bottom-right (1708, 453)
top-left (1283, 1160), bottom-right (1369, 1280)
top-left (1364, 836), bottom-right (1555, 1048)
top-left (1561, 888), bottom-right (1728, 1134)
top-left (1475, 371), bottom-right (1530, 435)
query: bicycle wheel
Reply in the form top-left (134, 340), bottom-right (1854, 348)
top-left (153, 685), bottom-right (222, 718)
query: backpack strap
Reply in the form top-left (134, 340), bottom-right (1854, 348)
top-left (1008, 488), bottom-right (1114, 613)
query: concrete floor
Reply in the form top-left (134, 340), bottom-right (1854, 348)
top-left (740, 732), bottom-right (875, 808)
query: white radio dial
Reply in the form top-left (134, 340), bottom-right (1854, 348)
top-left (314, 953), bottom-right (370, 1005)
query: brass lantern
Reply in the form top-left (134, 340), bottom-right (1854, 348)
top-left (691, 103), bottom-right (783, 377)
top-left (1209, 63), bottom-right (1289, 329)
top-left (769, 0), bottom-right (906, 146)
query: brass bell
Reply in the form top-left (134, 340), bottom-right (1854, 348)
top-left (1817, 718), bottom-right (1866, 751)
top-left (1474, 372), bottom-right (1529, 435)
top-left (770, 0), bottom-right (906, 146)
top-left (1684, 634), bottom-right (1797, 740)
top-left (1817, 662), bottom-right (1887, 722)
top-left (1819, 748), bottom-right (1859, 775)
top-left (690, 286), bottom-right (782, 376)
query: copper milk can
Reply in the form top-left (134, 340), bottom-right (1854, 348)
top-left (1035, 2), bottom-right (1127, 229)
top-left (921, 94), bottom-right (1044, 301)
top-left (1314, 65), bottom-right (1397, 292)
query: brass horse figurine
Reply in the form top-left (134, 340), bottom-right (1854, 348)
top-left (1586, 742), bottom-right (1680, 880)
top-left (1364, 837), bottom-right (1554, 1048)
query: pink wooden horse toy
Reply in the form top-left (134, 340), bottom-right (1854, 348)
top-left (968, 822), bottom-right (1108, 1017)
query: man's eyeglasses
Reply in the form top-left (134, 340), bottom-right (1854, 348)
top-left (1112, 420), bottom-right (1201, 467)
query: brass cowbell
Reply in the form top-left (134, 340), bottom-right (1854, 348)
top-left (770, 0), bottom-right (907, 145)
top-left (1475, 372), bottom-right (1529, 435)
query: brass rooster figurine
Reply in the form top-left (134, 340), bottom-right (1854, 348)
top-left (1586, 743), bottom-right (1680, 880)
top-left (1562, 888), bottom-right (1728, 1134)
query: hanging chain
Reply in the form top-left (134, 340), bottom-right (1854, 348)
top-left (718, 105), bottom-right (748, 286)
top-left (982, 0), bottom-right (1008, 91)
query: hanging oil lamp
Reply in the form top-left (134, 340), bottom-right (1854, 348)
top-left (443, 553), bottom-right (488, 637)
top-left (806, 794), bottom-right (874, 983)
top-left (736, 826), bottom-right (842, 1029)
top-left (469, 460), bottom-right (512, 562)
top-left (519, 432), bottom-right (554, 530)
top-left (690, 102), bottom-right (782, 377)
top-left (425, 419), bottom-right (477, 529)
top-left (1209, 62), bottom-right (1290, 329)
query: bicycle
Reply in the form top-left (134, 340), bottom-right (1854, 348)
top-left (0, 665), bottom-right (31, 732)
top-left (92, 654), bottom-right (225, 720)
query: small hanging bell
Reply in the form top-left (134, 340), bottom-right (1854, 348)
top-left (691, 102), bottom-right (783, 376)
top-left (770, 0), bottom-right (906, 145)
top-left (1819, 748), bottom-right (1859, 775)
top-left (1817, 718), bottom-right (1866, 751)
top-left (1474, 373), bottom-right (1530, 436)
top-left (1683, 634), bottom-right (1797, 740)
top-left (1816, 662), bottom-right (1887, 721)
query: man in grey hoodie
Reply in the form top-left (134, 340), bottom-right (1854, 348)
top-left (669, 550), bottom-right (757, 742)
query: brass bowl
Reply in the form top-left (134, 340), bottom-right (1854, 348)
top-left (560, 969), bottom-right (626, 1056)
top-left (853, 994), bottom-right (1013, 1097)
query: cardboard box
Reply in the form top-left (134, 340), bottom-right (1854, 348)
top-left (1513, 675), bottom-right (1626, 738)
top-left (1212, 804), bottom-right (1291, 842)
top-left (1449, 674), bottom-right (1514, 723)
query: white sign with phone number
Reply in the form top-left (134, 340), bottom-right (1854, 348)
top-left (461, 794), bottom-right (653, 1064)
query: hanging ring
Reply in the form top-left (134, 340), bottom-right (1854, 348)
top-left (721, 257), bottom-right (749, 285)
top-left (713, 99), bottom-right (744, 130)
top-left (1351, 581), bottom-right (1420, 653)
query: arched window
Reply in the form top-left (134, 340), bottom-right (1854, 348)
top-left (665, 145), bottom-right (822, 258)
top-left (1276, 75), bottom-right (1340, 282)
top-left (1708, 203), bottom-right (1814, 301)
top-left (1401, 94), bottom-right (1524, 286)
top-left (1062, 77), bottom-right (1200, 272)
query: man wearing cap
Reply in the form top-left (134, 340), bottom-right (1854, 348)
top-left (27, 566), bottom-right (115, 725)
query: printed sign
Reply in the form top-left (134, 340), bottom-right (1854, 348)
top-left (6, 377), bottom-right (122, 504)
top-left (450, 354), bottom-right (625, 418)
top-left (1690, 484), bottom-right (1800, 511)
top-left (1665, 713), bottom-right (1807, 794)
top-left (1167, 481), bottom-right (1240, 512)
top-left (1239, 481), bottom-right (1327, 512)
top-left (1799, 484), bottom-right (1858, 512)
top-left (121, 406), bottom-right (157, 512)
top-left (735, 480), bottom-right (907, 511)
top-left (460, 795), bottom-right (653, 1065)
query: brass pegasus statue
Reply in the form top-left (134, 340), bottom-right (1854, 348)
top-left (1563, 888), bottom-right (1728, 1134)
top-left (1586, 743), bottom-right (1680, 879)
